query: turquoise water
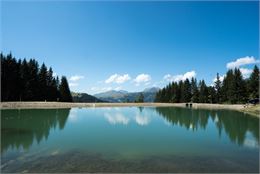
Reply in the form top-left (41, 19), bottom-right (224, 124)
top-left (1, 107), bottom-right (259, 172)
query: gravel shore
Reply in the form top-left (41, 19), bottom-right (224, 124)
top-left (0, 102), bottom-right (259, 117)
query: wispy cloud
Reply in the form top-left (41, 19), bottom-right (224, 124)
top-left (164, 70), bottom-right (196, 82)
top-left (105, 74), bottom-right (131, 84)
top-left (69, 75), bottom-right (84, 81)
top-left (114, 86), bottom-right (122, 90)
top-left (69, 83), bottom-right (79, 87)
top-left (134, 74), bottom-right (151, 86)
top-left (91, 86), bottom-right (112, 93)
top-left (226, 56), bottom-right (259, 69)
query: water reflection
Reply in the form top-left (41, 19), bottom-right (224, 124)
top-left (155, 107), bottom-right (259, 146)
top-left (1, 109), bottom-right (70, 153)
top-left (135, 114), bottom-right (150, 126)
top-left (104, 113), bottom-right (129, 125)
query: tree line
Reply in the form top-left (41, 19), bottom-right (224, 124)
top-left (155, 66), bottom-right (259, 104)
top-left (1, 53), bottom-right (72, 102)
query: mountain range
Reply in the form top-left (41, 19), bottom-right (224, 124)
top-left (93, 87), bottom-right (160, 103)
top-left (71, 92), bottom-right (105, 103)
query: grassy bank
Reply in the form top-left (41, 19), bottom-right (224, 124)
top-left (0, 102), bottom-right (259, 117)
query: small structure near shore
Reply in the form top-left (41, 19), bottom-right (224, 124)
top-left (186, 103), bottom-right (193, 108)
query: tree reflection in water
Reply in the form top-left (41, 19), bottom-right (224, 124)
top-left (1, 109), bottom-right (70, 153)
top-left (155, 107), bottom-right (259, 146)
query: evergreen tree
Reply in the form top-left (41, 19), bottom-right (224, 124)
top-left (183, 79), bottom-right (192, 102)
top-left (248, 65), bottom-right (259, 99)
top-left (233, 68), bottom-right (247, 103)
top-left (1, 53), bottom-right (70, 102)
top-left (191, 78), bottom-right (199, 103)
top-left (46, 67), bottom-right (58, 101)
top-left (155, 90), bottom-right (161, 102)
top-left (154, 66), bottom-right (258, 104)
top-left (136, 93), bottom-right (144, 103)
top-left (215, 73), bottom-right (222, 103)
top-left (161, 88), bottom-right (167, 102)
top-left (199, 80), bottom-right (208, 103)
top-left (164, 84), bottom-right (171, 102)
top-left (176, 82), bottom-right (181, 103)
top-left (38, 63), bottom-right (48, 101)
top-left (20, 59), bottom-right (29, 100)
top-left (1, 53), bottom-right (21, 101)
top-left (55, 76), bottom-right (61, 101)
top-left (171, 82), bottom-right (178, 103)
top-left (59, 76), bottom-right (72, 102)
top-left (27, 59), bottom-right (39, 100)
top-left (222, 69), bottom-right (234, 103)
top-left (208, 86), bottom-right (216, 103)
top-left (179, 80), bottom-right (184, 102)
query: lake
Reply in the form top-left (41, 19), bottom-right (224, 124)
top-left (1, 107), bottom-right (259, 173)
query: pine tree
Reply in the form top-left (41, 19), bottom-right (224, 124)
top-left (1, 53), bottom-right (69, 102)
top-left (20, 59), bottom-right (29, 100)
top-left (179, 80), bottom-right (184, 102)
top-left (38, 63), bottom-right (48, 100)
top-left (136, 93), bottom-right (144, 102)
top-left (171, 82), bottom-right (178, 103)
top-left (46, 67), bottom-right (56, 101)
top-left (208, 86), bottom-right (216, 103)
top-left (199, 80), bottom-right (208, 103)
top-left (1, 53), bottom-right (21, 101)
top-left (59, 76), bottom-right (72, 102)
top-left (191, 78), bottom-right (199, 103)
top-left (27, 59), bottom-right (39, 100)
top-left (248, 65), bottom-right (259, 99)
top-left (233, 68), bottom-right (247, 103)
top-left (222, 69), bottom-right (234, 103)
top-left (183, 79), bottom-right (192, 102)
top-left (155, 90), bottom-right (161, 102)
top-left (215, 73), bottom-right (222, 103)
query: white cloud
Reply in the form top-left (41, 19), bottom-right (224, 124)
top-left (69, 75), bottom-right (84, 81)
top-left (240, 68), bottom-right (252, 78)
top-left (226, 56), bottom-right (259, 69)
top-left (135, 114), bottom-right (150, 126)
top-left (134, 74), bottom-right (151, 85)
top-left (105, 74), bottom-right (131, 84)
top-left (69, 83), bottom-right (78, 87)
top-left (104, 113), bottom-right (129, 125)
top-left (114, 86), bottom-right (122, 91)
top-left (163, 74), bottom-right (172, 81)
top-left (164, 71), bottom-right (196, 82)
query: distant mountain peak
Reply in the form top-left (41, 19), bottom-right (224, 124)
top-left (118, 90), bottom-right (128, 94)
top-left (143, 87), bottom-right (160, 93)
top-left (93, 87), bottom-right (159, 103)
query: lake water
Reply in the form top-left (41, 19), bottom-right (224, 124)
top-left (1, 107), bottom-right (259, 173)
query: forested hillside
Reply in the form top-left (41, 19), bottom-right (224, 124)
top-left (1, 53), bottom-right (72, 102)
top-left (155, 66), bottom-right (259, 104)
top-left (71, 92), bottom-right (104, 102)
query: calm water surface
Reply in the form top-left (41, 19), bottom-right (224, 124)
top-left (1, 107), bottom-right (259, 173)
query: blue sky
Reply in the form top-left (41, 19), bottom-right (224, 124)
top-left (1, 1), bottom-right (259, 94)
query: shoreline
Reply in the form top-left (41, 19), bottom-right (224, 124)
top-left (0, 102), bottom-right (259, 117)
